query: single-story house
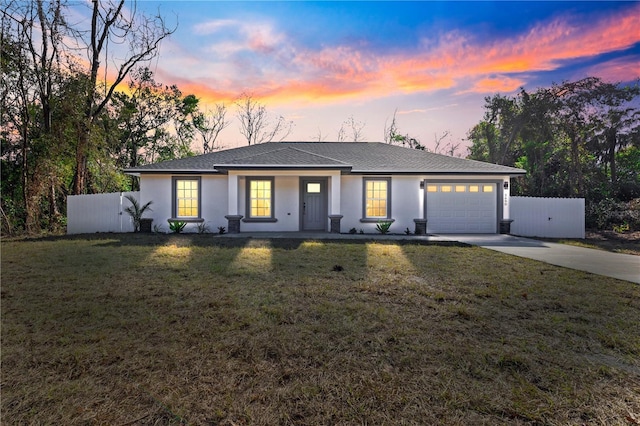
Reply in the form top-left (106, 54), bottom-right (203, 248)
top-left (125, 142), bottom-right (526, 234)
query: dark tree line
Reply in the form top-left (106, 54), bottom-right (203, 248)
top-left (0, 0), bottom-right (230, 234)
top-left (467, 77), bottom-right (640, 229)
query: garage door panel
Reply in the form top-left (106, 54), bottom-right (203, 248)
top-left (427, 183), bottom-right (497, 234)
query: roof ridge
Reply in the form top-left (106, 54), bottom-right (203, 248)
top-left (226, 145), bottom-right (287, 161)
top-left (287, 146), bottom-right (351, 165)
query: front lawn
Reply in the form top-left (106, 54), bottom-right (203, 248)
top-left (542, 230), bottom-right (640, 256)
top-left (2, 235), bottom-right (639, 425)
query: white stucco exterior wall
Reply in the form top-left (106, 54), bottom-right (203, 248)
top-left (139, 171), bottom-right (515, 234)
top-left (340, 175), bottom-right (424, 233)
top-left (140, 174), bottom-right (171, 230)
top-left (140, 174), bottom-right (228, 233)
top-left (232, 170), bottom-right (341, 232)
top-left (201, 175), bottom-right (229, 231)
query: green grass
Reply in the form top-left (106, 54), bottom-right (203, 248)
top-left (2, 234), bottom-right (639, 425)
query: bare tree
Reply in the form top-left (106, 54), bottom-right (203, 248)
top-left (235, 93), bottom-right (292, 145)
top-left (428, 131), bottom-right (461, 157)
top-left (197, 103), bottom-right (229, 153)
top-left (336, 124), bottom-right (346, 142)
top-left (310, 127), bottom-right (327, 142)
top-left (338, 115), bottom-right (366, 142)
top-left (384, 109), bottom-right (400, 144)
top-left (70, 0), bottom-right (175, 194)
top-left (384, 109), bottom-right (424, 150)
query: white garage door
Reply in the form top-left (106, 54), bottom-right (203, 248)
top-left (426, 183), bottom-right (497, 233)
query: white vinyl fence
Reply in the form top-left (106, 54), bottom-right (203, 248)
top-left (67, 192), bottom-right (139, 234)
top-left (511, 197), bottom-right (585, 238)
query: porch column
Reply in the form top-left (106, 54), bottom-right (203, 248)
top-left (228, 173), bottom-right (239, 215)
top-left (329, 174), bottom-right (342, 233)
top-left (330, 173), bottom-right (341, 215)
top-left (225, 173), bottom-right (243, 233)
top-left (413, 180), bottom-right (427, 234)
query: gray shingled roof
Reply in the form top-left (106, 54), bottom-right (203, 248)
top-left (125, 142), bottom-right (525, 175)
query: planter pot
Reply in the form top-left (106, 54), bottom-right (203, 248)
top-left (139, 218), bottom-right (153, 233)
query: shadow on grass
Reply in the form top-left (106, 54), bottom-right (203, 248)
top-left (16, 232), bottom-right (468, 250)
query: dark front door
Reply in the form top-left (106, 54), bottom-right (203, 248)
top-left (301, 178), bottom-right (327, 231)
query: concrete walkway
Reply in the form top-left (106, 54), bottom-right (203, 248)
top-left (436, 234), bottom-right (640, 284)
top-left (222, 232), bottom-right (639, 284)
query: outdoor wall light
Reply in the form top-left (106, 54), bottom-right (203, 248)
top-left (503, 182), bottom-right (509, 189)
top-left (420, 181), bottom-right (425, 189)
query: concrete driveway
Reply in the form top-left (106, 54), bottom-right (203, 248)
top-left (438, 234), bottom-right (640, 284)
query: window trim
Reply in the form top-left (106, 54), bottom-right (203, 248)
top-left (171, 176), bottom-right (202, 220)
top-left (361, 177), bottom-right (392, 222)
top-left (244, 177), bottom-right (277, 222)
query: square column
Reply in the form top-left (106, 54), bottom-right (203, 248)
top-left (228, 173), bottom-right (239, 216)
top-left (330, 174), bottom-right (341, 215)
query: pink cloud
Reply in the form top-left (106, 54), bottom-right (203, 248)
top-left (161, 3), bottom-right (640, 105)
top-left (461, 76), bottom-right (526, 95)
top-left (583, 56), bottom-right (640, 83)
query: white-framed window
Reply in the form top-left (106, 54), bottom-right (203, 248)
top-left (363, 178), bottom-right (391, 219)
top-left (173, 177), bottom-right (200, 218)
top-left (247, 177), bottom-right (274, 219)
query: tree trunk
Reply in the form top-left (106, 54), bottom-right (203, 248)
top-left (73, 121), bottom-right (91, 194)
top-left (569, 134), bottom-right (585, 197)
top-left (606, 128), bottom-right (617, 188)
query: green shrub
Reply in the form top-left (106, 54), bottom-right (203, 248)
top-left (197, 222), bottom-right (210, 234)
top-left (586, 198), bottom-right (640, 231)
top-left (376, 220), bottom-right (393, 234)
top-left (168, 220), bottom-right (187, 233)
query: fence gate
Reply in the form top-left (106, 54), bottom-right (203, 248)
top-left (67, 192), bottom-right (140, 234)
top-left (510, 197), bottom-right (585, 238)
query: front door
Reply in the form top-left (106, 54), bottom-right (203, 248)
top-left (301, 178), bottom-right (327, 231)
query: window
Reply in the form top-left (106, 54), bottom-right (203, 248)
top-left (173, 177), bottom-right (200, 218)
top-left (455, 185), bottom-right (466, 192)
top-left (441, 185), bottom-right (452, 193)
top-left (427, 185), bottom-right (438, 193)
top-left (483, 185), bottom-right (494, 193)
top-left (247, 178), bottom-right (274, 219)
top-left (364, 178), bottom-right (391, 219)
top-left (469, 185), bottom-right (479, 193)
top-left (307, 183), bottom-right (321, 193)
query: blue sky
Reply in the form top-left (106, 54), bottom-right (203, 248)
top-left (129, 1), bottom-right (640, 152)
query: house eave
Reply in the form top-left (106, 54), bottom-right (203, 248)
top-left (348, 170), bottom-right (527, 176)
top-left (124, 169), bottom-right (220, 176)
top-left (125, 166), bottom-right (525, 176)
top-left (214, 164), bottom-right (353, 173)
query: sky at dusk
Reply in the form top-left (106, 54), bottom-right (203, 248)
top-left (119, 1), bottom-right (640, 152)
